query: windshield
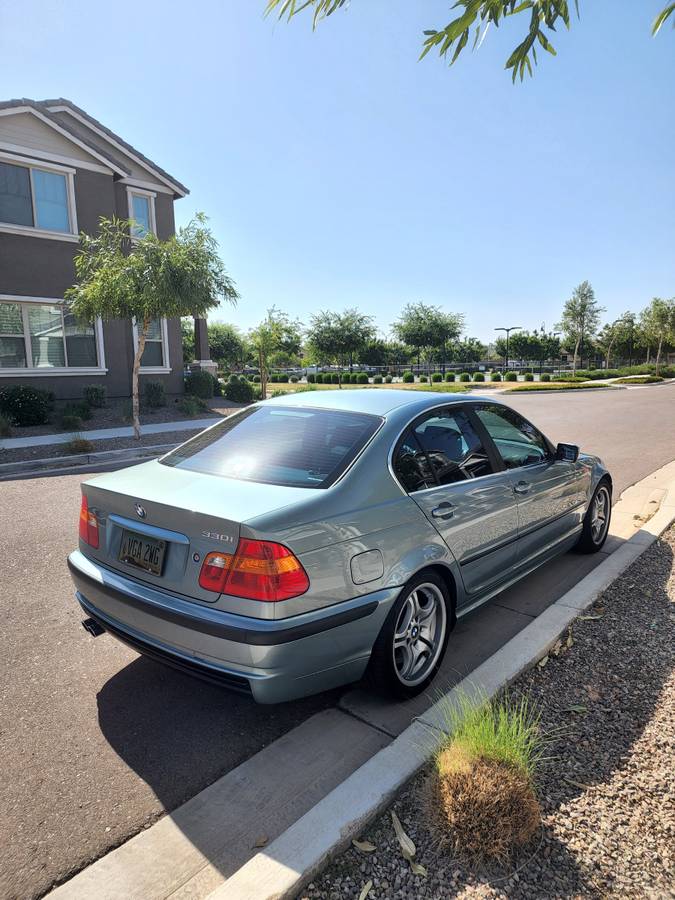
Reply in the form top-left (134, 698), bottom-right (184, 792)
top-left (160, 405), bottom-right (382, 488)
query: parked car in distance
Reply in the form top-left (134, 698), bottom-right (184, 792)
top-left (69, 390), bottom-right (612, 703)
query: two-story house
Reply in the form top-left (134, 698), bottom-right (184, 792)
top-left (0, 98), bottom-right (208, 401)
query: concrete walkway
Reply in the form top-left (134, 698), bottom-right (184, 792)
top-left (0, 417), bottom-right (218, 450)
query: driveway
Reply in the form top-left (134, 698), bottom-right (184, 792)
top-left (1, 385), bottom-right (674, 900)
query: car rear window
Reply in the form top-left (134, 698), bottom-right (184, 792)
top-left (160, 405), bottom-right (383, 488)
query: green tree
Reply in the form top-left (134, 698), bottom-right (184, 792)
top-left (66, 214), bottom-right (238, 438)
top-left (596, 313), bottom-right (634, 369)
top-left (266, 1), bottom-right (674, 82)
top-left (556, 281), bottom-right (605, 374)
top-left (451, 337), bottom-right (487, 364)
top-left (640, 297), bottom-right (675, 374)
top-left (208, 322), bottom-right (246, 369)
top-left (393, 303), bottom-right (464, 373)
top-left (306, 308), bottom-right (375, 385)
top-left (249, 307), bottom-right (296, 398)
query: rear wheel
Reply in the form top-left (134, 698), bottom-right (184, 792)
top-left (366, 571), bottom-right (452, 699)
top-left (576, 480), bottom-right (612, 553)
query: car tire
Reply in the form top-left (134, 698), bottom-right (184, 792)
top-left (576, 479), bottom-right (612, 554)
top-left (365, 571), bottom-right (453, 700)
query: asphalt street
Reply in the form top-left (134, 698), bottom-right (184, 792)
top-left (1, 384), bottom-right (674, 900)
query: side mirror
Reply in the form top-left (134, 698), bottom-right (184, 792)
top-left (556, 442), bottom-right (579, 462)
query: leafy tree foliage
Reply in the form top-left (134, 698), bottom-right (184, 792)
top-left (208, 322), bottom-right (248, 368)
top-left (248, 307), bottom-right (300, 398)
top-left (556, 281), bottom-right (605, 374)
top-left (393, 302), bottom-right (464, 372)
top-left (66, 214), bottom-right (238, 437)
top-left (639, 297), bottom-right (675, 374)
top-left (306, 308), bottom-right (375, 384)
top-left (451, 337), bottom-right (487, 364)
top-left (266, 1), bottom-right (674, 82)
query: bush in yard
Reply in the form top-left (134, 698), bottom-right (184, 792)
top-left (314, 372), bottom-right (323, 384)
top-left (490, 372), bottom-right (502, 382)
top-left (306, 372), bottom-right (316, 383)
top-left (0, 414), bottom-right (11, 437)
top-left (445, 372), bottom-right (455, 382)
top-left (224, 378), bottom-right (254, 403)
top-left (228, 373), bottom-right (240, 383)
top-left (66, 435), bottom-right (95, 454)
top-left (0, 385), bottom-right (53, 426)
top-left (143, 380), bottom-right (167, 408)
top-left (60, 414), bottom-right (83, 431)
top-left (505, 372), bottom-right (518, 382)
top-left (385, 374), bottom-right (393, 383)
top-left (63, 400), bottom-right (93, 421)
top-left (185, 370), bottom-right (215, 399)
top-left (83, 384), bottom-right (106, 408)
top-left (431, 372), bottom-right (443, 382)
top-left (373, 374), bottom-right (383, 384)
top-left (459, 372), bottom-right (471, 382)
top-left (429, 693), bottom-right (542, 862)
top-left (473, 372), bottom-right (485, 382)
top-left (402, 371), bottom-right (414, 383)
top-left (357, 372), bottom-right (369, 384)
top-left (524, 372), bottom-right (534, 381)
top-left (331, 373), bottom-right (340, 384)
top-left (252, 374), bottom-right (261, 383)
top-left (540, 373), bottom-right (551, 382)
top-left (420, 374), bottom-right (428, 382)
top-left (290, 375), bottom-right (298, 383)
top-left (177, 396), bottom-right (201, 416)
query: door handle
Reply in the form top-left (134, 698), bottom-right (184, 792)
top-left (513, 480), bottom-right (530, 495)
top-left (431, 502), bottom-right (454, 519)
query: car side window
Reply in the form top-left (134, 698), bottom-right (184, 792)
top-left (474, 405), bottom-right (550, 470)
top-left (394, 408), bottom-right (493, 492)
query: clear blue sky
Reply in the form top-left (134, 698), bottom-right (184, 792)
top-left (1, 1), bottom-right (673, 345)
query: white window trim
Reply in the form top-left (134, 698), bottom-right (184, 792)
top-left (0, 295), bottom-right (106, 376)
top-left (127, 186), bottom-right (157, 237)
top-left (0, 150), bottom-right (78, 241)
top-left (132, 316), bottom-right (170, 374)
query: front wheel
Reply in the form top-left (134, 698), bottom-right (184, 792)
top-left (576, 480), bottom-right (612, 553)
top-left (365, 571), bottom-right (451, 700)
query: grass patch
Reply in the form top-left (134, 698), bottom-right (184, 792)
top-left (427, 692), bottom-right (544, 862)
top-left (506, 381), bottom-right (611, 392)
top-left (613, 375), bottom-right (664, 384)
top-left (65, 435), bottom-right (95, 454)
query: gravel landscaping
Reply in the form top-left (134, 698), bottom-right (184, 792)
top-left (304, 528), bottom-right (675, 900)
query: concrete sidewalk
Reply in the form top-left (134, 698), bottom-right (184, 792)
top-left (0, 417), bottom-right (218, 450)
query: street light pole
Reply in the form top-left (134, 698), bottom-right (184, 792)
top-left (495, 326), bottom-right (522, 373)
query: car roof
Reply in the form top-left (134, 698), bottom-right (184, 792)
top-left (262, 388), bottom-right (495, 417)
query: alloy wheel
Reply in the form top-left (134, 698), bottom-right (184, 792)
top-left (591, 485), bottom-right (610, 544)
top-left (392, 582), bottom-right (447, 687)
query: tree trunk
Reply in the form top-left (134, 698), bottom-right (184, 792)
top-left (259, 348), bottom-right (267, 401)
top-left (132, 318), bottom-right (148, 440)
top-left (605, 337), bottom-right (615, 369)
top-left (655, 336), bottom-right (663, 375)
top-left (572, 337), bottom-right (581, 375)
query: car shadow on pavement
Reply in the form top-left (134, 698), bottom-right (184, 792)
top-left (96, 656), bottom-right (340, 814)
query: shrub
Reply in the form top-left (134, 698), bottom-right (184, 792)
top-left (419, 374), bottom-right (428, 383)
top-left (0, 385), bottom-right (53, 426)
top-left (459, 373), bottom-right (471, 382)
top-left (144, 380), bottom-right (167, 408)
top-left (614, 375), bottom-right (663, 384)
top-left (540, 373), bottom-right (551, 382)
top-left (524, 372), bottom-right (534, 382)
top-left (185, 370), bottom-right (215, 399)
top-left (430, 693), bottom-right (542, 862)
top-left (224, 379), bottom-right (254, 403)
top-left (177, 394), bottom-right (208, 416)
top-left (490, 372), bottom-right (502, 382)
top-left (0, 414), bottom-right (11, 438)
top-left (385, 375), bottom-right (393, 383)
top-left (228, 373), bottom-right (240, 383)
top-left (431, 372), bottom-right (443, 382)
top-left (60, 414), bottom-right (83, 431)
top-left (445, 372), bottom-right (455, 382)
top-left (63, 400), bottom-right (92, 421)
top-left (211, 374), bottom-right (223, 396)
top-left (306, 373), bottom-right (316, 383)
top-left (373, 374), bottom-right (383, 384)
top-left (252, 374), bottom-right (261, 383)
top-left (289, 375), bottom-right (298, 383)
top-left (314, 373), bottom-right (324, 384)
top-left (329, 373), bottom-right (338, 384)
top-left (274, 373), bottom-right (289, 383)
top-left (357, 372), bottom-right (369, 384)
top-left (65, 435), bottom-right (94, 454)
top-left (402, 371), bottom-right (414, 383)
top-left (473, 372), bottom-right (485, 382)
top-left (505, 372), bottom-right (518, 382)
top-left (83, 384), bottom-right (106, 408)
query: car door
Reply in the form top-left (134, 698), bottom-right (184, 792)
top-left (472, 403), bottom-right (588, 569)
top-left (392, 405), bottom-right (520, 601)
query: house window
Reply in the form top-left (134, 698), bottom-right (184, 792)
top-left (133, 317), bottom-right (169, 370)
top-left (0, 160), bottom-right (73, 234)
top-left (127, 188), bottom-right (156, 238)
top-left (0, 299), bottom-right (101, 371)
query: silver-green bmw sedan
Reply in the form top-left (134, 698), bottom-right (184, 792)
top-left (68, 389), bottom-right (612, 703)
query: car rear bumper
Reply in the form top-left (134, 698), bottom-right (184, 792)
top-left (68, 550), bottom-right (398, 703)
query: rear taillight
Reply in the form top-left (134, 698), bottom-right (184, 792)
top-left (198, 539), bottom-right (309, 602)
top-left (79, 494), bottom-right (99, 548)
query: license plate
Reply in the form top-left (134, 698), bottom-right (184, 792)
top-left (119, 530), bottom-right (166, 576)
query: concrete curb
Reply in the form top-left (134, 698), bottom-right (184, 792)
top-left (210, 484), bottom-right (675, 900)
top-left (0, 442), bottom-right (179, 480)
top-left (0, 417), bottom-right (219, 451)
